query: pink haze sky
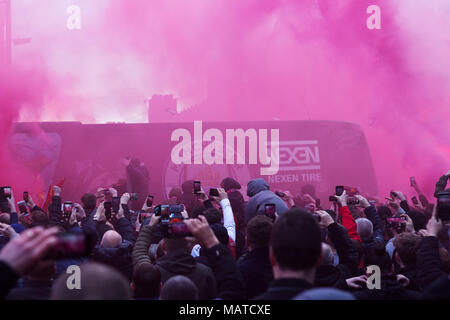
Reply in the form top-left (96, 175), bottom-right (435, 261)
top-left (1, 0), bottom-right (449, 197)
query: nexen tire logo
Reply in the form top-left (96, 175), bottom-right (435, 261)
top-left (277, 141), bottom-right (321, 172)
top-left (170, 121), bottom-right (279, 175)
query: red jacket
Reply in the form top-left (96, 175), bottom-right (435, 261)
top-left (339, 206), bottom-right (362, 242)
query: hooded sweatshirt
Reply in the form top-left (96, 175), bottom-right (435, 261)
top-left (92, 241), bottom-right (134, 281)
top-left (156, 248), bottom-right (216, 300)
top-left (245, 178), bottom-right (289, 224)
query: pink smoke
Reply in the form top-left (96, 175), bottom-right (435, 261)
top-left (1, 0), bottom-right (449, 198)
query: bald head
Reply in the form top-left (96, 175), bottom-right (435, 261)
top-left (101, 230), bottom-right (122, 248)
top-left (356, 218), bottom-right (373, 240)
top-left (321, 242), bottom-right (334, 266)
top-left (51, 262), bottom-right (131, 300)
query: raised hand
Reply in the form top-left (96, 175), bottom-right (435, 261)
top-left (335, 190), bottom-right (348, 207)
top-left (73, 203), bottom-right (86, 221)
top-left (94, 201), bottom-right (106, 222)
top-left (391, 190), bottom-right (406, 202)
top-left (0, 227), bottom-right (59, 276)
top-left (217, 188), bottom-right (228, 201)
top-left (426, 206), bottom-right (443, 237)
top-left (0, 223), bottom-right (18, 239)
top-left (25, 193), bottom-right (35, 209)
top-left (53, 186), bottom-right (62, 197)
top-left (355, 195), bottom-right (370, 208)
top-left (400, 214), bottom-right (414, 233)
top-left (316, 210), bottom-right (334, 229)
top-left (120, 192), bottom-right (131, 205)
top-left (184, 215), bottom-right (219, 249)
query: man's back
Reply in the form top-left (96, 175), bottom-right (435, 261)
top-left (6, 279), bottom-right (53, 300)
top-left (253, 278), bottom-right (313, 300)
top-left (237, 247), bottom-right (273, 299)
top-left (92, 241), bottom-right (134, 281)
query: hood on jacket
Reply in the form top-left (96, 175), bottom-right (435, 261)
top-left (157, 249), bottom-right (197, 275)
top-left (95, 241), bottom-right (134, 260)
top-left (247, 178), bottom-right (269, 197)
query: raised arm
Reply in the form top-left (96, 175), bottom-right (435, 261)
top-left (132, 214), bottom-right (160, 269)
top-left (417, 209), bottom-right (446, 289)
top-left (218, 188), bottom-right (236, 243)
top-left (113, 193), bottom-right (135, 243)
top-left (48, 186), bottom-right (63, 227)
top-left (334, 191), bottom-right (361, 242)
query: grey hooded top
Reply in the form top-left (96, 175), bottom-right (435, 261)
top-left (244, 178), bottom-right (289, 224)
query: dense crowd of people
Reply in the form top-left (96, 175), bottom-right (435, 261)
top-left (0, 165), bottom-right (449, 300)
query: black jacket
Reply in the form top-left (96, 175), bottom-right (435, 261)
top-left (396, 264), bottom-right (421, 292)
top-left (253, 278), bottom-right (313, 300)
top-left (421, 274), bottom-right (450, 300)
top-left (126, 164), bottom-right (150, 210)
top-left (361, 206), bottom-right (385, 252)
top-left (0, 261), bottom-right (19, 299)
top-left (315, 223), bottom-right (359, 289)
top-left (228, 190), bottom-right (246, 233)
top-left (352, 274), bottom-right (421, 300)
top-left (6, 279), bottom-right (53, 300)
top-left (156, 248), bottom-right (216, 300)
top-left (92, 240), bottom-right (134, 281)
top-left (92, 217), bottom-right (136, 280)
top-left (416, 236), bottom-right (447, 290)
top-left (237, 247), bottom-right (273, 299)
top-left (205, 243), bottom-right (246, 300)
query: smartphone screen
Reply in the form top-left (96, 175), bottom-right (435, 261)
top-left (130, 193), bottom-right (138, 200)
top-left (112, 197), bottom-right (120, 213)
top-left (335, 186), bottom-right (344, 196)
top-left (160, 204), bottom-right (169, 217)
top-left (17, 201), bottom-right (27, 214)
top-left (23, 191), bottom-right (29, 202)
top-left (412, 196), bottom-right (418, 205)
top-left (315, 198), bottom-right (321, 207)
top-left (139, 212), bottom-right (150, 224)
top-left (104, 202), bottom-right (112, 220)
top-left (264, 204), bottom-right (276, 220)
top-left (3, 187), bottom-right (11, 198)
top-left (146, 195), bottom-right (154, 207)
top-left (209, 188), bottom-right (219, 197)
top-left (63, 202), bottom-right (73, 213)
top-left (193, 181), bottom-right (201, 194)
